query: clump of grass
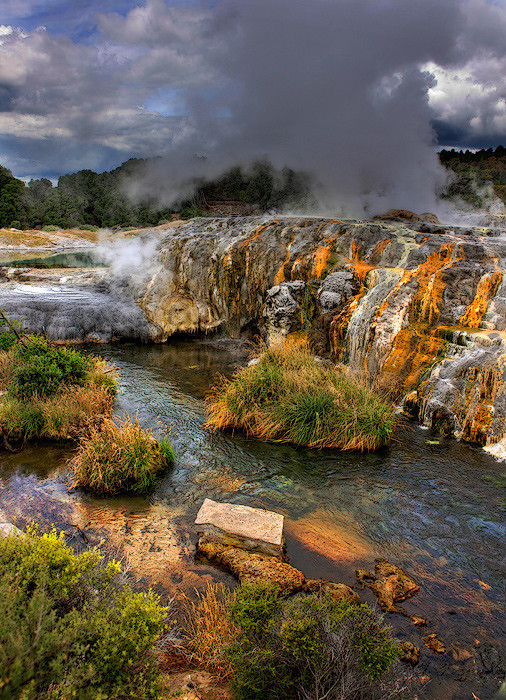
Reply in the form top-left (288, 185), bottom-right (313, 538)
top-left (206, 340), bottom-right (395, 450)
top-left (182, 584), bottom-right (239, 680)
top-left (71, 416), bottom-right (174, 495)
top-left (0, 333), bottom-right (117, 445)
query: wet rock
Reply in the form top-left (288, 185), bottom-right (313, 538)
top-left (263, 281), bottom-right (306, 344)
top-left (423, 634), bottom-right (447, 654)
top-left (399, 641), bottom-right (420, 666)
top-left (355, 559), bottom-right (420, 612)
top-left (194, 499), bottom-right (285, 557)
top-left (197, 538), bottom-right (305, 594)
top-left (304, 579), bottom-right (361, 604)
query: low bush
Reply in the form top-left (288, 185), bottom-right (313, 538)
top-left (228, 583), bottom-right (402, 700)
top-left (71, 416), bottom-right (174, 494)
top-left (181, 582), bottom-right (404, 700)
top-left (0, 334), bottom-right (117, 444)
top-left (206, 341), bottom-right (396, 450)
top-left (0, 525), bottom-right (167, 699)
top-left (42, 224), bottom-right (60, 232)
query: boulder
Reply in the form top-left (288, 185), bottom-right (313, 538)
top-left (317, 271), bottom-right (359, 313)
top-left (262, 281), bottom-right (306, 343)
top-left (356, 559), bottom-right (420, 612)
top-left (304, 579), bottom-right (361, 605)
top-left (195, 499), bottom-right (285, 557)
top-left (197, 538), bottom-right (306, 594)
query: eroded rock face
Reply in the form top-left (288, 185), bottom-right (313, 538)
top-left (132, 215), bottom-right (506, 447)
top-left (5, 215), bottom-right (506, 446)
top-left (356, 559), bottom-right (420, 612)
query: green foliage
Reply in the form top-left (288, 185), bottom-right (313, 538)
top-left (9, 220), bottom-right (21, 229)
top-left (227, 583), bottom-right (401, 700)
top-left (439, 146), bottom-right (506, 207)
top-left (0, 331), bottom-right (16, 351)
top-left (0, 334), bottom-right (116, 443)
top-left (0, 525), bottom-right (167, 699)
top-left (71, 416), bottom-right (174, 494)
top-left (180, 206), bottom-right (206, 220)
top-left (229, 582), bottom-right (283, 636)
top-left (207, 341), bottom-right (396, 450)
top-left (42, 224), bottom-right (60, 231)
top-left (11, 339), bottom-right (91, 399)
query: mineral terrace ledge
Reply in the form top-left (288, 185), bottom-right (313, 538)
top-left (195, 498), bottom-right (285, 557)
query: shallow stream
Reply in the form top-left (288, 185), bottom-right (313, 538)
top-left (0, 340), bottom-right (504, 699)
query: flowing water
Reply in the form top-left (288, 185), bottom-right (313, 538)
top-left (0, 340), bottom-right (504, 699)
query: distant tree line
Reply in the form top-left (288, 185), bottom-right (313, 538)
top-left (0, 158), bottom-right (314, 230)
top-left (439, 145), bottom-right (506, 208)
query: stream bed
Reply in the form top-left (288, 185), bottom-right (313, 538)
top-left (0, 339), bottom-right (504, 699)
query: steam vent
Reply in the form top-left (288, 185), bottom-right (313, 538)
top-left (133, 216), bottom-right (506, 453)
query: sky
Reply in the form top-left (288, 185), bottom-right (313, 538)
top-left (0, 0), bottom-right (505, 214)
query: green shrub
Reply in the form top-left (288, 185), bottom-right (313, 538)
top-left (226, 583), bottom-right (402, 700)
top-left (71, 416), bottom-right (174, 494)
top-left (180, 206), bottom-right (206, 220)
top-left (0, 525), bottom-right (167, 699)
top-left (0, 336), bottom-right (117, 443)
top-left (11, 340), bottom-right (91, 399)
top-left (42, 224), bottom-right (60, 232)
top-left (9, 220), bottom-right (21, 229)
top-left (206, 341), bottom-right (396, 450)
top-left (0, 331), bottom-right (16, 351)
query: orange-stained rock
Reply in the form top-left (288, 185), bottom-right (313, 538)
top-left (423, 634), bottom-right (447, 654)
top-left (197, 537), bottom-right (306, 594)
top-left (304, 579), bottom-right (361, 604)
top-left (356, 559), bottom-right (420, 612)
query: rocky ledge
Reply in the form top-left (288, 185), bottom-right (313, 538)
top-left (132, 215), bottom-right (506, 448)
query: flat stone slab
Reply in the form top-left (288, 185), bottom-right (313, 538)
top-left (195, 499), bottom-right (284, 557)
top-left (0, 523), bottom-right (25, 538)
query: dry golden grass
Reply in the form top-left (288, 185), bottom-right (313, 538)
top-left (182, 585), bottom-right (239, 681)
top-left (71, 415), bottom-right (174, 495)
top-left (206, 340), bottom-right (396, 451)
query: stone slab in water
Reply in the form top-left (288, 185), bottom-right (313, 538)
top-left (195, 499), bottom-right (284, 556)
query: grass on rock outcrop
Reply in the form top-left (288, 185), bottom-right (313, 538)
top-left (206, 341), bottom-right (396, 450)
top-left (71, 416), bottom-right (175, 495)
top-left (0, 333), bottom-right (117, 445)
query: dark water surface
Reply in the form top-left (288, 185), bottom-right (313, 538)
top-left (0, 340), bottom-right (504, 699)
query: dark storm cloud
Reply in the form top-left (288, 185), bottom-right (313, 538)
top-left (0, 0), bottom-right (505, 214)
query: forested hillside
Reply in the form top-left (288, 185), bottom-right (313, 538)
top-left (439, 145), bottom-right (506, 207)
top-left (0, 159), bottom-right (313, 230)
top-left (0, 149), bottom-right (504, 231)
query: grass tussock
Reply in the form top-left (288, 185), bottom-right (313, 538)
top-left (0, 335), bottom-right (117, 445)
top-left (206, 340), bottom-right (396, 451)
top-left (182, 584), bottom-right (239, 681)
top-left (71, 415), bottom-right (175, 495)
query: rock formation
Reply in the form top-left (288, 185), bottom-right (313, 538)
top-left (133, 216), bottom-right (506, 447)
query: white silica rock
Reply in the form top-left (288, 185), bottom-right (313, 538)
top-left (195, 498), bottom-right (285, 556)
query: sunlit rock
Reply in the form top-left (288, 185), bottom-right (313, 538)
top-left (195, 498), bottom-right (285, 557)
top-left (197, 538), bottom-right (305, 594)
top-left (356, 559), bottom-right (420, 612)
